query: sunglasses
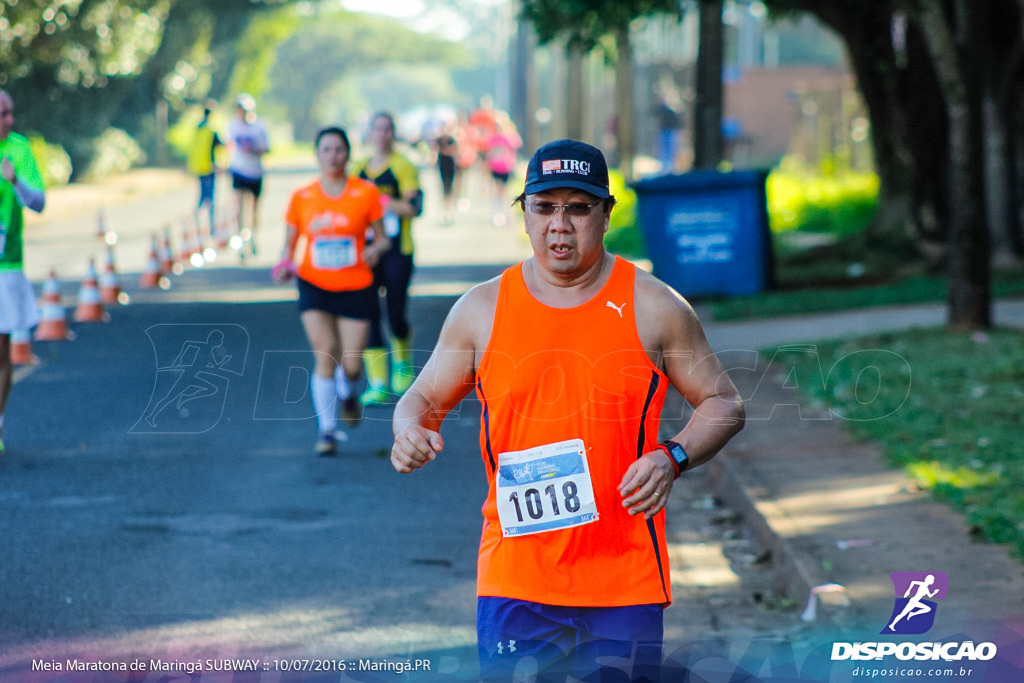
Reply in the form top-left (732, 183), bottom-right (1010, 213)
top-left (524, 200), bottom-right (602, 217)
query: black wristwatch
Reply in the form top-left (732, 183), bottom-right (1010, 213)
top-left (658, 440), bottom-right (690, 479)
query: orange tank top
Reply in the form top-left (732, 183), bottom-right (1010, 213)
top-left (475, 256), bottom-right (672, 607)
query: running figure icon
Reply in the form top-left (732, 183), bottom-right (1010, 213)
top-left (888, 574), bottom-right (939, 631)
top-left (143, 330), bottom-right (232, 427)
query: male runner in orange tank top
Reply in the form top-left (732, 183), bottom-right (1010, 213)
top-left (391, 139), bottom-right (745, 681)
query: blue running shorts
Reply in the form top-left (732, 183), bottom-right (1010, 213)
top-left (477, 597), bottom-right (663, 682)
top-left (198, 173), bottom-right (215, 206)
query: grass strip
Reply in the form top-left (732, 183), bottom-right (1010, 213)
top-left (710, 271), bottom-right (1024, 322)
top-left (771, 327), bottom-right (1024, 560)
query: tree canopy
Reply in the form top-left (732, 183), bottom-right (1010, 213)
top-left (266, 6), bottom-right (473, 141)
top-left (1, 0), bottom-right (296, 175)
top-left (520, 0), bottom-right (681, 50)
top-left (3, 0), bottom-right (484, 172)
top-left (764, 0), bottom-right (1023, 326)
top-left (522, 0), bottom-right (1022, 328)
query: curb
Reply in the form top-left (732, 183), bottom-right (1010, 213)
top-left (709, 452), bottom-right (848, 625)
top-left (710, 454), bottom-right (821, 601)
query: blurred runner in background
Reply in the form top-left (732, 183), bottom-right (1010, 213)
top-left (484, 114), bottom-right (522, 227)
top-left (227, 93), bottom-right (269, 257)
top-left (272, 126), bottom-right (389, 456)
top-left (187, 100), bottom-right (222, 242)
top-left (434, 124), bottom-right (458, 226)
top-left (0, 89), bottom-right (46, 455)
top-left (454, 110), bottom-right (482, 214)
top-left (353, 112), bottom-right (423, 406)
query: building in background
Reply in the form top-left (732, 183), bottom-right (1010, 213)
top-left (512, 1), bottom-right (865, 175)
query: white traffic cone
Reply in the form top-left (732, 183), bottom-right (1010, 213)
top-left (73, 259), bottom-right (109, 323)
top-left (160, 225), bottom-right (176, 275)
top-left (140, 235), bottom-right (162, 289)
top-left (99, 245), bottom-right (122, 304)
top-left (35, 270), bottom-right (74, 341)
top-left (10, 329), bottom-right (38, 366)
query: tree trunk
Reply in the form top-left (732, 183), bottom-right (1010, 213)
top-left (693, 0), bottom-right (723, 170)
top-left (511, 15), bottom-right (532, 150)
top-left (809, 5), bottom-right (947, 251)
top-left (986, 0), bottom-right (1024, 263)
top-left (615, 27), bottom-right (635, 182)
top-left (1014, 85), bottom-right (1024, 257)
top-left (917, 2), bottom-right (991, 328)
top-left (566, 43), bottom-right (586, 141)
top-left (524, 31), bottom-right (540, 153)
top-left (983, 88), bottom-right (1020, 267)
top-left (548, 40), bottom-right (567, 141)
top-left (837, 13), bottom-right (916, 240)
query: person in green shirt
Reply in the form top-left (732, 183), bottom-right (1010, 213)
top-left (0, 89), bottom-right (46, 454)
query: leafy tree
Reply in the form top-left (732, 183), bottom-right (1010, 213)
top-left (1, 0), bottom-right (174, 171)
top-left (0, 0), bottom-right (171, 90)
top-left (519, 0), bottom-right (683, 180)
top-left (525, 0), bottom-right (1020, 328)
top-left (521, 0), bottom-right (681, 50)
top-left (0, 0), bottom-right (295, 176)
top-left (765, 0), bottom-right (1023, 328)
top-left (265, 6), bottom-right (472, 142)
top-left (112, 0), bottom-right (299, 165)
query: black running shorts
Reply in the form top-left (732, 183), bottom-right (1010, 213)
top-left (297, 278), bottom-right (376, 320)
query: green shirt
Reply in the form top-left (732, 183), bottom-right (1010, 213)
top-left (0, 132), bottom-right (44, 270)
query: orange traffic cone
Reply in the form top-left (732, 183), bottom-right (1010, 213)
top-left (179, 219), bottom-right (196, 263)
top-left (35, 270), bottom-right (74, 341)
top-left (160, 225), bottom-right (176, 275)
top-left (74, 259), bottom-right (109, 323)
top-left (95, 206), bottom-right (117, 244)
top-left (140, 235), bottom-right (162, 289)
top-left (214, 209), bottom-right (231, 249)
top-left (10, 329), bottom-right (38, 366)
top-left (95, 206), bottom-right (108, 239)
top-left (99, 246), bottom-right (122, 304)
top-left (187, 218), bottom-right (204, 265)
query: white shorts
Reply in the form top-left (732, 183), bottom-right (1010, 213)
top-left (0, 270), bottom-right (40, 334)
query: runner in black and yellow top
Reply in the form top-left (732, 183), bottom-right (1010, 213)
top-left (352, 112), bottom-right (422, 405)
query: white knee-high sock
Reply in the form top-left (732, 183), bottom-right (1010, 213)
top-left (312, 374), bottom-right (337, 433)
top-left (335, 365), bottom-right (351, 400)
top-left (335, 365), bottom-right (366, 400)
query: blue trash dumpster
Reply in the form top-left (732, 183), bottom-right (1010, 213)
top-left (632, 170), bottom-right (773, 298)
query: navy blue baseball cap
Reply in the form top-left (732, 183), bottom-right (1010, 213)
top-left (524, 139), bottom-right (610, 198)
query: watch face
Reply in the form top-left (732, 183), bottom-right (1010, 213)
top-left (663, 441), bottom-right (688, 470)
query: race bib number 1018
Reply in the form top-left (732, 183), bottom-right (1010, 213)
top-left (495, 438), bottom-right (598, 538)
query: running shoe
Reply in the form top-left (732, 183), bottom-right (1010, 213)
top-left (315, 431), bottom-right (338, 456)
top-left (360, 385), bottom-right (390, 406)
top-left (341, 395), bottom-right (362, 426)
top-left (391, 364), bottom-right (415, 395)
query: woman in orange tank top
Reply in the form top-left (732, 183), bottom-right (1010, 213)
top-left (272, 126), bottom-right (390, 455)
